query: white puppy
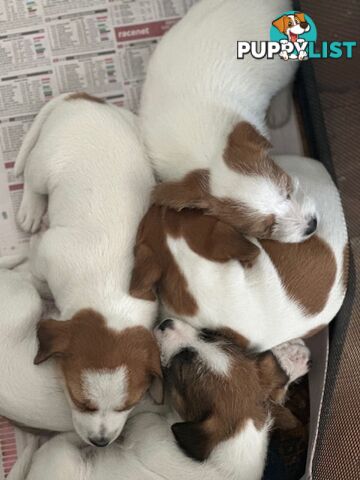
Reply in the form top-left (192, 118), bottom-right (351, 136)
top-left (25, 319), bottom-right (310, 480)
top-left (0, 255), bottom-right (71, 431)
top-left (140, 0), bottom-right (317, 242)
top-left (15, 93), bottom-right (160, 446)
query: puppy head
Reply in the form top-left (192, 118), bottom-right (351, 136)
top-left (154, 319), bottom-right (289, 461)
top-left (35, 309), bottom-right (162, 447)
top-left (152, 123), bottom-right (317, 243)
top-left (272, 13), bottom-right (310, 38)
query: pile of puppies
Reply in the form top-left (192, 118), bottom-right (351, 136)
top-left (0, 1), bottom-right (348, 480)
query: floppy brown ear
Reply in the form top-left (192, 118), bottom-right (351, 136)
top-left (130, 243), bottom-right (162, 301)
top-left (206, 220), bottom-right (260, 268)
top-left (34, 319), bottom-right (70, 365)
top-left (171, 419), bottom-right (214, 461)
top-left (272, 15), bottom-right (287, 33)
top-left (257, 352), bottom-right (289, 404)
top-left (152, 170), bottom-right (209, 211)
top-left (295, 12), bottom-right (306, 23)
top-left (224, 122), bottom-right (272, 176)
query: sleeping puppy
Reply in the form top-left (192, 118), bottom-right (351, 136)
top-left (25, 319), bottom-right (310, 480)
top-left (130, 155), bottom-right (349, 350)
top-left (0, 255), bottom-right (71, 431)
top-left (140, 0), bottom-right (316, 242)
top-left (15, 93), bottom-right (161, 446)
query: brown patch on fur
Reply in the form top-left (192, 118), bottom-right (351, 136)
top-left (302, 324), bottom-right (327, 339)
top-left (130, 206), bottom-right (260, 307)
top-left (67, 92), bottom-right (105, 104)
top-left (166, 328), bottom-right (288, 460)
top-left (130, 206), bottom-right (198, 316)
top-left (151, 169), bottom-right (210, 212)
top-left (224, 122), bottom-right (293, 193)
top-left (35, 309), bottom-right (162, 410)
top-left (260, 236), bottom-right (337, 316)
top-left (342, 242), bottom-right (350, 291)
top-left (152, 168), bottom-right (277, 239)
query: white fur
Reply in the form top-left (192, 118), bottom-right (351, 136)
top-left (70, 368), bottom-right (131, 445)
top-left (25, 411), bottom-right (269, 480)
top-left (162, 156), bottom-right (348, 350)
top-left (0, 260), bottom-right (71, 431)
top-left (140, 0), bottom-right (314, 242)
top-left (154, 320), bottom-right (231, 376)
top-left (15, 94), bottom-right (157, 441)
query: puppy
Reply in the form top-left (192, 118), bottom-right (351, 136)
top-left (15, 93), bottom-right (161, 446)
top-left (140, 0), bottom-right (316, 242)
top-left (0, 255), bottom-right (71, 431)
top-left (130, 155), bottom-right (349, 350)
top-left (25, 319), bottom-right (310, 480)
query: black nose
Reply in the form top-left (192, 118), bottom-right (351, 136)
top-left (89, 437), bottom-right (109, 448)
top-left (300, 21), bottom-right (309, 29)
top-left (158, 318), bottom-right (174, 331)
top-left (305, 217), bottom-right (317, 236)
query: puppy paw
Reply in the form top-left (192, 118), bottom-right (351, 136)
top-left (17, 191), bottom-right (47, 233)
top-left (272, 338), bottom-right (311, 383)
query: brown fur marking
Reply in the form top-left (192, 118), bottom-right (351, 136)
top-left (167, 328), bottom-right (288, 460)
top-left (260, 236), bottom-right (337, 316)
top-left (67, 92), bottom-right (105, 104)
top-left (223, 122), bottom-right (293, 194)
top-left (35, 309), bottom-right (162, 410)
top-left (130, 206), bottom-right (198, 316)
top-left (130, 206), bottom-right (260, 308)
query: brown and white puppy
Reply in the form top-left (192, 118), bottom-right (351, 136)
top-left (15, 93), bottom-right (161, 446)
top-left (130, 155), bottom-right (348, 350)
top-left (155, 319), bottom-right (310, 476)
top-left (140, 0), bottom-right (314, 242)
top-left (151, 123), bottom-right (318, 243)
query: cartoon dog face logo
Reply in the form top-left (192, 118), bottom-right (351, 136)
top-left (272, 12), bottom-right (311, 60)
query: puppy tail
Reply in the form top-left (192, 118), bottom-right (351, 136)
top-left (0, 254), bottom-right (27, 270)
top-left (6, 436), bottom-right (39, 480)
top-left (14, 93), bottom-right (72, 177)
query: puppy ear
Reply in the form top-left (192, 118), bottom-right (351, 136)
top-left (225, 123), bottom-right (272, 170)
top-left (171, 420), bottom-right (213, 461)
top-left (257, 352), bottom-right (289, 404)
top-left (152, 170), bottom-right (209, 211)
top-left (295, 12), bottom-right (306, 23)
top-left (202, 220), bottom-right (260, 268)
top-left (130, 243), bottom-right (162, 301)
top-left (34, 319), bottom-right (70, 365)
top-left (272, 15), bottom-right (287, 34)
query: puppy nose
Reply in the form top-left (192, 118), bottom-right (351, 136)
top-left (300, 21), bottom-right (308, 29)
top-left (158, 318), bottom-right (174, 331)
top-left (89, 436), bottom-right (109, 448)
top-left (305, 217), bottom-right (317, 236)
